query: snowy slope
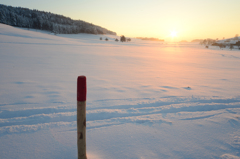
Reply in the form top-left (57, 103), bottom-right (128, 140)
top-left (0, 24), bottom-right (240, 159)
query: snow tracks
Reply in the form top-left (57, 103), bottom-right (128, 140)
top-left (1, 96), bottom-right (240, 134)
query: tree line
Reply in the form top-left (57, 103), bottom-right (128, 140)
top-left (0, 4), bottom-right (116, 35)
top-left (200, 35), bottom-right (240, 50)
top-left (99, 35), bottom-right (131, 42)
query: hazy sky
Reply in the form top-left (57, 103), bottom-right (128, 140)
top-left (1, 0), bottom-right (240, 41)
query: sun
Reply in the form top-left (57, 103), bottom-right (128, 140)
top-left (170, 31), bottom-right (177, 38)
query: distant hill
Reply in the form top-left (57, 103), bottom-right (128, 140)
top-left (216, 36), bottom-right (240, 44)
top-left (136, 37), bottom-right (164, 42)
top-left (0, 4), bottom-right (116, 35)
top-left (191, 39), bottom-right (203, 43)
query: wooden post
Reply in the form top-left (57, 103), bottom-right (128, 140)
top-left (77, 76), bottom-right (87, 159)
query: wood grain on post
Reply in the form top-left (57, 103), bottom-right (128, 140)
top-left (77, 76), bottom-right (87, 159)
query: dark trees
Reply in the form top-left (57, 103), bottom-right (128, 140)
top-left (0, 4), bottom-right (116, 35)
top-left (120, 35), bottom-right (126, 42)
top-left (236, 41), bottom-right (240, 50)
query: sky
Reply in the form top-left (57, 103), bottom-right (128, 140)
top-left (1, 0), bottom-right (240, 42)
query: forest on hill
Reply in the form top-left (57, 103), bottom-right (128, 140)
top-left (0, 4), bottom-right (116, 35)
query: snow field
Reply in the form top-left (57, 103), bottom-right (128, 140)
top-left (0, 24), bottom-right (240, 159)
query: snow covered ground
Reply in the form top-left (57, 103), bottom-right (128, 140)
top-left (0, 23), bottom-right (240, 159)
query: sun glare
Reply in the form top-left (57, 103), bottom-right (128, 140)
top-left (170, 31), bottom-right (177, 38)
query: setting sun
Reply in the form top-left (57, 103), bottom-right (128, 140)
top-left (170, 31), bottom-right (177, 38)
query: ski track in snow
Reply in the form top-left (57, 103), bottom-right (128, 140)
top-left (0, 96), bottom-right (240, 134)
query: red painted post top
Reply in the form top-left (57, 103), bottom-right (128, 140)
top-left (77, 76), bottom-right (87, 101)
